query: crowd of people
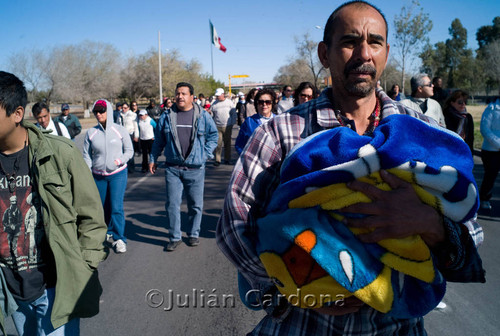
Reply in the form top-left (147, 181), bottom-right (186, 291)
top-left (0, 0), bottom-right (498, 334)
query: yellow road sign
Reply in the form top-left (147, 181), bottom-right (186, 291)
top-left (228, 74), bottom-right (250, 95)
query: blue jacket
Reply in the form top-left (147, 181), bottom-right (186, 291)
top-left (150, 103), bottom-right (218, 168)
top-left (235, 113), bottom-right (274, 155)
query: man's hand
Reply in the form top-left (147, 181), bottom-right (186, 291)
top-left (342, 170), bottom-right (445, 247)
top-left (149, 163), bottom-right (157, 174)
top-left (315, 296), bottom-right (364, 316)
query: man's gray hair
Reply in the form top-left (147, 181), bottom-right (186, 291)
top-left (410, 73), bottom-right (429, 95)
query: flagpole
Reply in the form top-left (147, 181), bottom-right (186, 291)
top-left (158, 31), bottom-right (163, 104)
top-left (210, 20), bottom-right (214, 78)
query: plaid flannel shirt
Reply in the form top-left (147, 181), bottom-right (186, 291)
top-left (216, 89), bottom-right (485, 336)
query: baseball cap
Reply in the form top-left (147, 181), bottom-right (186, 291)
top-left (139, 110), bottom-right (148, 116)
top-left (93, 100), bottom-right (107, 113)
top-left (61, 103), bottom-right (70, 111)
top-left (215, 88), bottom-right (224, 96)
top-left (237, 92), bottom-right (244, 97)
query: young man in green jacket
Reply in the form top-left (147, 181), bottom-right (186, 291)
top-left (0, 71), bottom-right (108, 335)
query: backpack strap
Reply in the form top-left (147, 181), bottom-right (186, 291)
top-left (54, 121), bottom-right (62, 136)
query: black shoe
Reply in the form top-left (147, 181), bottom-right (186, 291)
top-left (187, 237), bottom-right (200, 247)
top-left (223, 160), bottom-right (230, 165)
top-left (214, 161), bottom-right (220, 167)
top-left (166, 240), bottom-right (182, 251)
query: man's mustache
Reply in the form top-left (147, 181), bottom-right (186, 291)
top-left (344, 63), bottom-right (377, 78)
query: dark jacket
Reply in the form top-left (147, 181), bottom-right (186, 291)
top-left (53, 113), bottom-right (82, 139)
top-left (444, 108), bottom-right (474, 153)
top-left (236, 101), bottom-right (247, 126)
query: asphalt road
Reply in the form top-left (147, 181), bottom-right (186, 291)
top-left (74, 127), bottom-right (265, 335)
top-left (424, 154), bottom-right (499, 336)
top-left (3, 124), bottom-right (499, 335)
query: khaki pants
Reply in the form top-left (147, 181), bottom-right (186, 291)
top-left (215, 125), bottom-right (233, 163)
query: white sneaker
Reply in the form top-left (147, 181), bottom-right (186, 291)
top-left (480, 201), bottom-right (492, 210)
top-left (113, 239), bottom-right (127, 253)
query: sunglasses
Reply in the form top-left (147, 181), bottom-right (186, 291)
top-left (300, 94), bottom-right (313, 99)
top-left (258, 100), bottom-right (273, 105)
top-left (422, 83), bottom-right (433, 87)
top-left (456, 100), bottom-right (466, 105)
top-left (93, 110), bottom-right (106, 114)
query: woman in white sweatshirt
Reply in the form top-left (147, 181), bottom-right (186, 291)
top-left (120, 102), bottom-right (139, 173)
top-left (137, 110), bottom-right (157, 173)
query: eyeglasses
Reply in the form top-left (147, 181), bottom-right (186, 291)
top-left (456, 100), bottom-right (466, 105)
top-left (258, 100), bottom-right (273, 105)
top-left (300, 94), bottom-right (313, 100)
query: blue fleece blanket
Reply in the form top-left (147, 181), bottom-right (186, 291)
top-left (255, 114), bottom-right (478, 318)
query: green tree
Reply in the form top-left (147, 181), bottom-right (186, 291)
top-left (419, 41), bottom-right (447, 81)
top-left (393, 0), bottom-right (432, 93)
top-left (419, 19), bottom-right (482, 93)
top-left (483, 39), bottom-right (500, 90)
top-left (454, 51), bottom-right (485, 94)
top-left (476, 17), bottom-right (500, 92)
top-left (445, 19), bottom-right (468, 88)
top-left (476, 17), bottom-right (500, 49)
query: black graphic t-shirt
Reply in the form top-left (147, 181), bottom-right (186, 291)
top-left (176, 108), bottom-right (194, 159)
top-left (0, 146), bottom-right (56, 301)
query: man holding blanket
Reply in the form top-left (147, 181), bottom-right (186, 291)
top-left (216, 1), bottom-right (485, 335)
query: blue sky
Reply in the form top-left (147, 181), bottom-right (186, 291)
top-left (2, 0), bottom-right (498, 86)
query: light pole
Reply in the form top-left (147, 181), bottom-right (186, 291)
top-left (158, 31), bottom-right (163, 104)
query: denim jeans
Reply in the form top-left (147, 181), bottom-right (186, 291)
top-left (164, 166), bottom-right (205, 241)
top-left (12, 287), bottom-right (80, 336)
top-left (94, 169), bottom-right (128, 242)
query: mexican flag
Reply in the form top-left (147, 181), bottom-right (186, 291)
top-left (210, 20), bottom-right (227, 53)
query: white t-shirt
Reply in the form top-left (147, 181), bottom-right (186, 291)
top-left (39, 119), bottom-right (71, 139)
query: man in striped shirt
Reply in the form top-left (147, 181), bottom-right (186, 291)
top-left (216, 1), bottom-right (484, 335)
